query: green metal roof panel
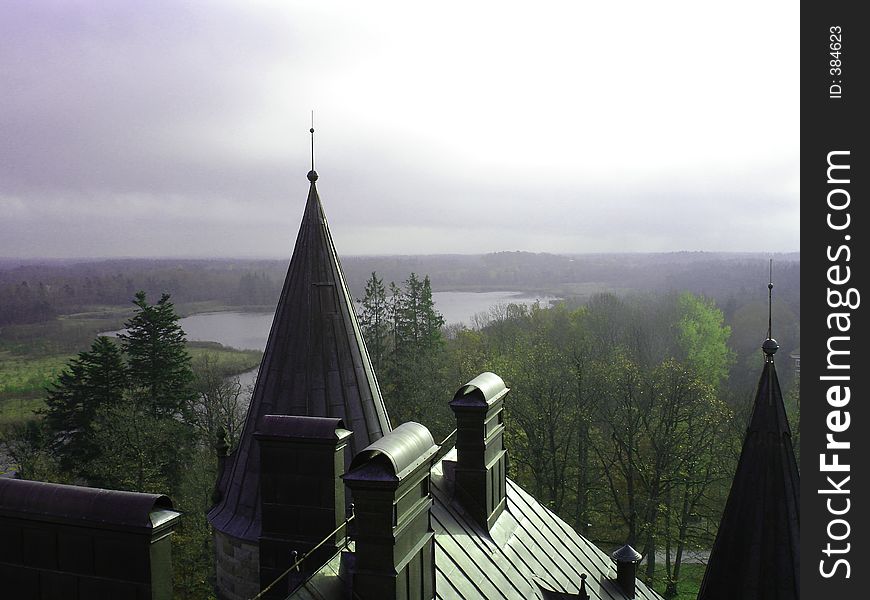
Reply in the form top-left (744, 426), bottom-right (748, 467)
top-left (346, 422), bottom-right (437, 480)
top-left (288, 448), bottom-right (663, 600)
top-left (451, 372), bottom-right (509, 407)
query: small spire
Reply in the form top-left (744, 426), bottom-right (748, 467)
top-left (762, 258), bottom-right (779, 360)
top-left (307, 111), bottom-right (318, 182)
top-left (579, 574), bottom-right (590, 600)
top-left (767, 258), bottom-right (773, 340)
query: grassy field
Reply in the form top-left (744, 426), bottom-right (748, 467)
top-left (0, 342), bottom-right (261, 426)
top-left (650, 562), bottom-right (705, 599)
top-left (0, 352), bottom-right (74, 424)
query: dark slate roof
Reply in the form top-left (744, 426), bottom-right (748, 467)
top-left (288, 448), bottom-right (662, 600)
top-left (208, 172), bottom-right (392, 542)
top-left (0, 478), bottom-right (174, 533)
top-left (697, 349), bottom-right (800, 599)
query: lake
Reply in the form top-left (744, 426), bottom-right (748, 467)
top-left (104, 290), bottom-right (558, 392)
top-left (106, 291), bottom-right (558, 352)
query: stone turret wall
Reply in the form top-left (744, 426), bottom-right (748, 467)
top-left (215, 531), bottom-right (259, 600)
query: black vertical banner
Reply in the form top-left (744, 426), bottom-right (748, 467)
top-left (802, 3), bottom-right (868, 597)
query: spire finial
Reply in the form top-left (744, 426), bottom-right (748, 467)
top-left (767, 258), bottom-right (773, 340)
top-left (307, 111), bottom-right (318, 182)
top-left (762, 258), bottom-right (779, 360)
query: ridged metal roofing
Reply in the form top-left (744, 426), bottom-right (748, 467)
top-left (288, 448), bottom-right (662, 600)
top-left (208, 172), bottom-right (392, 542)
top-left (697, 348), bottom-right (799, 599)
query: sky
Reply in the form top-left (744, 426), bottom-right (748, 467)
top-left (0, 1), bottom-right (800, 259)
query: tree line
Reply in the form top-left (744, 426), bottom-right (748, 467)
top-left (360, 274), bottom-right (797, 597)
top-left (0, 253), bottom-right (799, 329)
top-left (0, 260), bottom-right (283, 325)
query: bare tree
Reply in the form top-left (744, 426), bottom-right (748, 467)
top-left (189, 353), bottom-right (248, 454)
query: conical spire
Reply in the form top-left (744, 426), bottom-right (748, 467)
top-left (208, 155), bottom-right (392, 541)
top-left (697, 273), bottom-right (799, 599)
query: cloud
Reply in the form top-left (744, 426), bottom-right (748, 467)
top-left (0, 1), bottom-right (799, 258)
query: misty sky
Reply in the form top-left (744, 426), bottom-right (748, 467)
top-left (0, 1), bottom-right (799, 259)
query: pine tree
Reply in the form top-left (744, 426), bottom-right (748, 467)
top-left (359, 272), bottom-right (390, 375)
top-left (42, 336), bottom-right (127, 473)
top-left (419, 275), bottom-right (445, 352)
top-left (387, 273), bottom-right (447, 426)
top-left (119, 291), bottom-right (195, 418)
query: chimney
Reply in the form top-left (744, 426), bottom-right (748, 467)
top-left (254, 415), bottom-right (352, 598)
top-left (342, 422), bottom-right (438, 600)
top-left (0, 478), bottom-right (181, 600)
top-left (611, 544), bottom-right (642, 598)
top-left (449, 372), bottom-right (510, 531)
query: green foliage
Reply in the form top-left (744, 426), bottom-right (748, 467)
top-left (41, 336), bottom-right (127, 474)
top-left (172, 447), bottom-right (219, 599)
top-left (120, 291), bottom-right (196, 417)
top-left (433, 292), bottom-right (741, 587)
top-left (85, 395), bottom-right (193, 492)
top-left (359, 272), bottom-right (389, 374)
top-left (358, 272), bottom-right (451, 435)
top-left (652, 563), bottom-right (706, 600)
top-left (0, 420), bottom-right (64, 481)
top-left (676, 293), bottom-right (734, 389)
top-left (0, 351), bottom-right (73, 424)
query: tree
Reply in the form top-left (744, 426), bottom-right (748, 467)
top-left (190, 353), bottom-right (248, 454)
top-left (42, 336), bottom-right (127, 474)
top-left (359, 272), bottom-right (390, 375)
top-left (676, 292), bottom-right (734, 390)
top-left (386, 273), bottom-right (448, 429)
top-left (85, 394), bottom-right (192, 493)
top-left (119, 291), bottom-right (195, 417)
top-left (0, 420), bottom-right (60, 482)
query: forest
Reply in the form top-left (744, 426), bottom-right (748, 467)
top-left (357, 270), bottom-right (799, 599)
top-left (0, 252), bottom-right (800, 599)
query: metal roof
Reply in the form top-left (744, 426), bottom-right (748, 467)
top-left (0, 478), bottom-right (175, 533)
top-left (346, 422), bottom-right (437, 480)
top-left (288, 448), bottom-right (662, 600)
top-left (697, 350), bottom-right (799, 599)
top-left (256, 415), bottom-right (348, 440)
top-left (208, 172), bottom-right (392, 542)
top-left (451, 372), bottom-right (509, 407)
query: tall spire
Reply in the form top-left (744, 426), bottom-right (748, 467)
top-left (697, 274), bottom-right (799, 600)
top-left (308, 113), bottom-right (318, 182)
top-left (767, 259), bottom-right (773, 340)
top-left (208, 131), bottom-right (391, 543)
top-left (762, 258), bottom-right (780, 362)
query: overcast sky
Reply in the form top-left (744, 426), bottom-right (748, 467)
top-left (0, 1), bottom-right (799, 259)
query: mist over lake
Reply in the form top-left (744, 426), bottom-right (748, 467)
top-left (102, 291), bottom-right (558, 351)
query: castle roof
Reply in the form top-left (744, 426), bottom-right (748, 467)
top-left (697, 340), bottom-right (800, 599)
top-left (288, 448), bottom-right (662, 600)
top-left (208, 169), bottom-right (392, 542)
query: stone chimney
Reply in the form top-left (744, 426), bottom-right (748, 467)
top-left (449, 372), bottom-right (509, 531)
top-left (342, 422), bottom-right (438, 600)
top-left (612, 544), bottom-right (642, 598)
top-left (254, 415), bottom-right (352, 598)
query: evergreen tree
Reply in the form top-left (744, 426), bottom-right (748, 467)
top-left (387, 273), bottom-right (448, 428)
top-left (42, 336), bottom-right (127, 474)
top-left (419, 275), bottom-right (445, 352)
top-left (359, 272), bottom-right (390, 374)
top-left (119, 291), bottom-right (195, 417)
